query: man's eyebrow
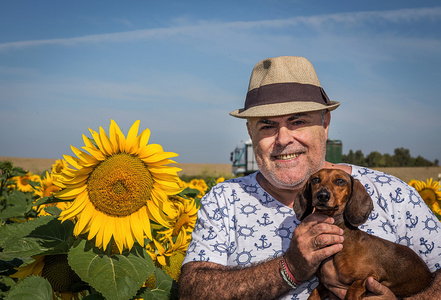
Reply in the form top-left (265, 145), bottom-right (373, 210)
top-left (256, 119), bottom-right (277, 126)
top-left (255, 113), bottom-right (312, 127)
top-left (287, 113), bottom-right (309, 121)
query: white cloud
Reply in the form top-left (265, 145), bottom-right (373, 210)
top-left (1, 7), bottom-right (440, 52)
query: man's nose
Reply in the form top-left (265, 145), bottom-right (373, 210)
top-left (276, 126), bottom-right (292, 145)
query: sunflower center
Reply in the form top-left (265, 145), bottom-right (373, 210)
top-left (173, 214), bottom-right (191, 236)
top-left (19, 176), bottom-right (30, 186)
top-left (420, 188), bottom-right (437, 206)
top-left (87, 153), bottom-right (154, 217)
top-left (42, 254), bottom-right (85, 293)
top-left (43, 184), bottom-right (61, 197)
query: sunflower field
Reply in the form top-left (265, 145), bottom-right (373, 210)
top-left (0, 120), bottom-right (224, 300)
top-left (0, 120), bottom-right (440, 300)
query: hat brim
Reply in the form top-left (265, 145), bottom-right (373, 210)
top-left (229, 101), bottom-right (340, 119)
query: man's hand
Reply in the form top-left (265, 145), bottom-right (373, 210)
top-left (284, 212), bottom-right (344, 281)
top-left (323, 277), bottom-right (397, 299)
top-left (364, 277), bottom-right (396, 299)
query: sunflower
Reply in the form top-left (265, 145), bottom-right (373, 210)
top-left (10, 256), bottom-right (45, 279)
top-left (34, 172), bottom-right (70, 217)
top-left (158, 195), bottom-right (198, 242)
top-left (51, 159), bottom-right (70, 176)
top-left (10, 255), bottom-right (87, 300)
top-left (409, 178), bottom-right (441, 215)
top-left (146, 195), bottom-right (198, 273)
top-left (145, 239), bottom-right (187, 281)
top-left (188, 179), bottom-right (208, 198)
top-left (11, 172), bottom-right (41, 193)
top-left (54, 120), bottom-right (183, 253)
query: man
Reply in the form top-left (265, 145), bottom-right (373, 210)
top-left (179, 56), bottom-right (441, 299)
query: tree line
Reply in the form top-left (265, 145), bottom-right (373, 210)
top-left (342, 147), bottom-right (439, 167)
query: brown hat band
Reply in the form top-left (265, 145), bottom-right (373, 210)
top-left (244, 82), bottom-right (330, 110)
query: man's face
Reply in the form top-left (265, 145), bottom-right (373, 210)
top-left (247, 110), bottom-right (330, 190)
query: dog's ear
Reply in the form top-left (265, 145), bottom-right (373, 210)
top-left (294, 180), bottom-right (313, 221)
top-left (344, 178), bottom-right (373, 227)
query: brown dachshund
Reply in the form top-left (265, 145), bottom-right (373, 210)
top-left (293, 168), bottom-right (433, 299)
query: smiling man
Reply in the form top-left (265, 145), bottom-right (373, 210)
top-left (178, 56), bottom-right (441, 299)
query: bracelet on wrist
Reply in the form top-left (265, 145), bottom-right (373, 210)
top-left (279, 256), bottom-right (302, 289)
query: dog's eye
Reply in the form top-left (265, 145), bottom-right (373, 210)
top-left (311, 177), bottom-right (320, 184)
top-left (335, 178), bottom-right (347, 186)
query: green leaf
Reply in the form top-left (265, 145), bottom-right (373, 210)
top-left (33, 195), bottom-right (72, 207)
top-left (0, 161), bottom-right (27, 178)
top-left (141, 268), bottom-right (174, 300)
top-left (0, 275), bottom-right (17, 297)
top-left (178, 187), bottom-right (200, 199)
top-left (0, 191), bottom-right (28, 219)
top-left (83, 294), bottom-right (105, 300)
top-left (5, 275), bottom-right (52, 300)
top-left (0, 258), bottom-right (23, 275)
top-left (0, 217), bottom-right (75, 261)
top-left (69, 239), bottom-right (154, 300)
top-left (0, 216), bottom-right (53, 244)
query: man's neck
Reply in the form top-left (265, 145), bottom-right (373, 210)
top-left (255, 172), bottom-right (301, 208)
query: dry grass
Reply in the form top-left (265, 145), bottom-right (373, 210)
top-left (0, 157), bottom-right (233, 178)
top-left (2, 156), bottom-right (440, 183)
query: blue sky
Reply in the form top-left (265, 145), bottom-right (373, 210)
top-left (1, 0), bottom-right (440, 165)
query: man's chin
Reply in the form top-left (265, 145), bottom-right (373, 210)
top-left (265, 172), bottom-right (307, 190)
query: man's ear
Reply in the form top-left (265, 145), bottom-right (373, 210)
top-left (324, 111), bottom-right (331, 138)
top-left (246, 121), bottom-right (252, 138)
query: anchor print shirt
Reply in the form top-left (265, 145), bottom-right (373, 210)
top-left (182, 165), bottom-right (441, 299)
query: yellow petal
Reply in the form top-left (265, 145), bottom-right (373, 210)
top-left (59, 190), bottom-right (89, 220)
top-left (123, 217), bottom-right (135, 250)
top-left (71, 146), bottom-right (99, 166)
top-left (99, 126), bottom-right (115, 156)
top-left (109, 120), bottom-right (126, 153)
top-left (102, 218), bottom-right (116, 252)
top-left (82, 134), bottom-right (98, 150)
top-left (125, 120), bottom-right (140, 153)
top-left (63, 154), bottom-right (82, 170)
top-left (87, 212), bottom-right (101, 240)
top-left (55, 184), bottom-right (87, 200)
top-left (130, 211), bottom-right (145, 246)
top-left (94, 217), bottom-right (105, 249)
top-left (148, 166), bottom-right (182, 175)
top-left (138, 207), bottom-right (152, 240)
top-left (153, 239), bottom-right (166, 255)
top-left (81, 146), bottom-right (107, 161)
top-left (140, 151), bottom-right (178, 164)
top-left (153, 180), bottom-right (183, 195)
top-left (137, 128), bottom-right (151, 148)
top-left (89, 129), bottom-right (109, 156)
top-left (137, 144), bottom-right (163, 159)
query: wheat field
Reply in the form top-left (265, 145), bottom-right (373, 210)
top-left (1, 156), bottom-right (440, 183)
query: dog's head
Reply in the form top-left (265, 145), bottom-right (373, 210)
top-left (293, 168), bottom-right (373, 227)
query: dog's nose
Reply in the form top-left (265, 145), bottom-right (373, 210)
top-left (316, 190), bottom-right (330, 203)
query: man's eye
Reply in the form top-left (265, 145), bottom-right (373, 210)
top-left (292, 120), bottom-right (305, 126)
top-left (259, 125), bottom-right (275, 131)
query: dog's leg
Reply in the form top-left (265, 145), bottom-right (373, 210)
top-left (307, 283), bottom-right (328, 300)
top-left (345, 279), bottom-right (367, 300)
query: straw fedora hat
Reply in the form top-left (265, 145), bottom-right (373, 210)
top-left (230, 56), bottom-right (340, 118)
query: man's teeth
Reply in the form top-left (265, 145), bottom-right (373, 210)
top-left (276, 153), bottom-right (299, 160)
